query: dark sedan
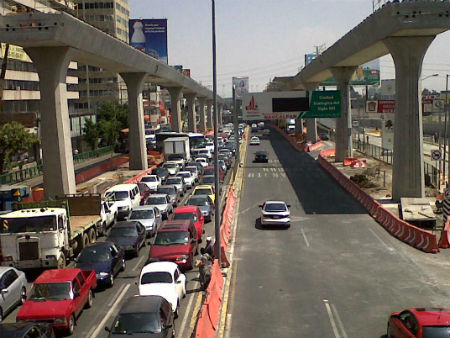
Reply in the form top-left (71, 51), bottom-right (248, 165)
top-left (0, 322), bottom-right (54, 338)
top-left (75, 241), bottom-right (125, 288)
top-left (186, 195), bottom-right (215, 222)
top-left (254, 151), bottom-right (268, 163)
top-left (106, 295), bottom-right (175, 337)
top-left (154, 167), bottom-right (170, 184)
top-left (106, 221), bottom-right (146, 257)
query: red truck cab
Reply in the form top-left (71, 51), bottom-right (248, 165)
top-left (149, 220), bottom-right (198, 270)
top-left (16, 268), bottom-right (97, 335)
top-left (172, 206), bottom-right (204, 242)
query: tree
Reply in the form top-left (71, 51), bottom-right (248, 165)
top-left (0, 122), bottom-right (39, 174)
top-left (82, 118), bottom-right (100, 150)
top-left (96, 101), bottom-right (129, 147)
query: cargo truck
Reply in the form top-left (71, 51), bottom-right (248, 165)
top-left (163, 137), bottom-right (190, 164)
top-left (0, 194), bottom-right (103, 269)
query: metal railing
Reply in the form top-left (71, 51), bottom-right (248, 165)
top-left (0, 145), bottom-right (114, 185)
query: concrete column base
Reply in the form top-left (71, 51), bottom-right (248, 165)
top-left (384, 36), bottom-right (435, 199)
top-left (331, 67), bottom-right (357, 162)
top-left (198, 97), bottom-right (207, 132)
top-left (121, 72), bottom-right (148, 171)
top-left (25, 47), bottom-right (76, 198)
top-left (186, 93), bottom-right (197, 133)
top-left (168, 87), bottom-right (183, 132)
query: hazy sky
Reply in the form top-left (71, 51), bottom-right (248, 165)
top-left (130, 0), bottom-right (450, 98)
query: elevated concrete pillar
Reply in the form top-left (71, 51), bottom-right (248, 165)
top-left (186, 93), bottom-right (197, 133)
top-left (121, 72), bottom-right (148, 170)
top-left (206, 100), bottom-right (213, 130)
top-left (25, 47), bottom-right (76, 198)
top-left (331, 66), bottom-right (357, 162)
top-left (198, 97), bottom-right (206, 132)
top-left (217, 104), bottom-right (222, 126)
top-left (168, 87), bottom-right (183, 132)
top-left (304, 83), bottom-right (320, 143)
top-left (384, 36), bottom-right (435, 199)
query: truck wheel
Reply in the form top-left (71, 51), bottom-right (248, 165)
top-left (81, 234), bottom-right (89, 249)
top-left (67, 315), bottom-right (75, 335)
top-left (57, 253), bottom-right (66, 269)
top-left (85, 290), bottom-right (93, 308)
top-left (88, 228), bottom-right (96, 244)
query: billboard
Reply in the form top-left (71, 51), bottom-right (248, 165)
top-left (129, 19), bottom-right (168, 64)
top-left (1, 43), bottom-right (31, 62)
top-left (242, 91), bottom-right (308, 121)
top-left (304, 53), bottom-right (318, 66)
top-left (322, 59), bottom-right (380, 86)
top-left (366, 100), bottom-right (395, 113)
top-left (232, 77), bottom-right (249, 99)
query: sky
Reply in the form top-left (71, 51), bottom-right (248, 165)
top-left (129, 0), bottom-right (450, 98)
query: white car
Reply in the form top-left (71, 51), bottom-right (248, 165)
top-left (177, 171), bottom-right (195, 189)
top-left (140, 175), bottom-right (161, 192)
top-left (205, 141), bottom-right (214, 153)
top-left (195, 157), bottom-right (209, 168)
top-left (185, 166), bottom-right (199, 182)
top-left (259, 200), bottom-right (291, 228)
top-left (250, 136), bottom-right (261, 145)
top-left (138, 262), bottom-right (186, 316)
top-left (162, 161), bottom-right (180, 175)
top-left (0, 267), bottom-right (27, 322)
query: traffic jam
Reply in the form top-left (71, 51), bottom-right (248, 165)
top-left (0, 123), bottom-right (243, 337)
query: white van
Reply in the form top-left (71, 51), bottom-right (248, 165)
top-left (104, 183), bottom-right (141, 220)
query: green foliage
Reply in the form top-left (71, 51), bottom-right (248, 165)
top-left (0, 122), bottom-right (39, 174)
top-left (82, 117), bottom-right (100, 150)
top-left (94, 101), bottom-right (129, 148)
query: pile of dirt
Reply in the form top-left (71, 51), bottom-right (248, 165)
top-left (350, 174), bottom-right (377, 188)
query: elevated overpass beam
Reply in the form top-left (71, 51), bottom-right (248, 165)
top-left (198, 97), bottom-right (207, 132)
top-left (25, 47), bottom-right (76, 198)
top-left (186, 93), bottom-right (197, 133)
top-left (331, 67), bottom-right (357, 162)
top-left (305, 83), bottom-right (320, 143)
top-left (168, 87), bottom-right (183, 132)
top-left (121, 72), bottom-right (148, 170)
top-left (384, 36), bottom-right (435, 199)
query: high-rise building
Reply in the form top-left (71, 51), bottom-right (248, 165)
top-left (70, 0), bottom-right (130, 117)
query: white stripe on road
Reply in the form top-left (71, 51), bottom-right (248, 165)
top-left (323, 299), bottom-right (348, 338)
top-left (91, 284), bottom-right (131, 337)
top-left (107, 284), bottom-right (125, 307)
top-left (132, 254), bottom-right (147, 272)
top-left (178, 285), bottom-right (199, 338)
top-left (300, 228), bottom-right (310, 247)
top-left (331, 303), bottom-right (348, 338)
top-left (324, 299), bottom-right (340, 338)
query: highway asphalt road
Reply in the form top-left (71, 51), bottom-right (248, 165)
top-left (226, 128), bottom-right (450, 338)
top-left (3, 165), bottom-right (233, 338)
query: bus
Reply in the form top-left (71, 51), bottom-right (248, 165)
top-left (155, 132), bottom-right (206, 151)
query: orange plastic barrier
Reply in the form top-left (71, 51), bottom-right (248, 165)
top-left (318, 155), bottom-right (439, 254)
top-left (219, 187), bottom-right (236, 268)
top-left (343, 157), bottom-right (358, 166)
top-left (439, 216), bottom-right (450, 249)
top-left (124, 165), bottom-right (157, 184)
top-left (75, 155), bottom-right (129, 184)
top-left (194, 259), bottom-right (224, 338)
top-left (320, 148), bottom-right (335, 158)
top-left (307, 140), bottom-right (324, 152)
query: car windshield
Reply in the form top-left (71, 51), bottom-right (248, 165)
top-left (202, 177), bottom-right (215, 184)
top-left (106, 191), bottom-right (129, 201)
top-left (154, 231), bottom-right (189, 245)
top-left (112, 313), bottom-right (161, 334)
top-left (185, 167), bottom-right (196, 173)
top-left (158, 188), bottom-right (174, 195)
top-left (200, 150), bottom-right (208, 154)
top-left (147, 197), bottom-right (167, 205)
top-left (188, 197), bottom-right (209, 206)
top-left (29, 282), bottom-right (72, 301)
top-left (141, 176), bottom-right (156, 182)
top-left (0, 215), bottom-right (57, 233)
top-left (167, 178), bottom-right (181, 185)
top-left (109, 226), bottom-right (137, 237)
top-left (195, 189), bottom-right (211, 196)
top-left (422, 326), bottom-right (450, 338)
top-left (137, 183), bottom-right (149, 192)
top-left (178, 173), bottom-right (190, 178)
top-left (173, 212), bottom-right (197, 222)
top-left (130, 210), bottom-right (154, 220)
top-left (155, 168), bottom-right (167, 175)
top-left (77, 246), bottom-right (111, 263)
top-left (164, 163), bottom-right (178, 168)
top-left (203, 169), bottom-right (214, 176)
top-left (141, 271), bottom-right (173, 284)
top-left (265, 203), bottom-right (287, 212)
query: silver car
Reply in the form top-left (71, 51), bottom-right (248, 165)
top-left (166, 176), bottom-right (186, 196)
top-left (145, 194), bottom-right (173, 220)
top-left (162, 162), bottom-right (180, 176)
top-left (185, 166), bottom-right (199, 182)
top-left (128, 206), bottom-right (162, 237)
top-left (0, 266), bottom-right (27, 322)
top-left (186, 195), bottom-right (215, 223)
top-left (157, 185), bottom-right (180, 207)
top-left (259, 200), bottom-right (291, 228)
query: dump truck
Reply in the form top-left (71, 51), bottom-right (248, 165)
top-left (0, 194), bottom-right (103, 269)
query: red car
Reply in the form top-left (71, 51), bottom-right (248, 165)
top-left (17, 268), bottom-right (97, 335)
top-left (149, 220), bottom-right (198, 270)
top-left (202, 166), bottom-right (225, 182)
top-left (172, 205), bottom-right (204, 242)
top-left (387, 307), bottom-right (450, 338)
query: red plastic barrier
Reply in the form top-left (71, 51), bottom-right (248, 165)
top-left (439, 216), bottom-right (450, 249)
top-left (320, 148), bottom-right (336, 158)
top-left (343, 157), bottom-right (358, 166)
top-left (124, 165), bottom-right (157, 184)
top-left (307, 140), bottom-right (324, 152)
top-left (318, 155), bottom-right (439, 254)
top-left (75, 155), bottom-right (129, 184)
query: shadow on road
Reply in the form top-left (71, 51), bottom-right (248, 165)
top-left (254, 217), bottom-right (290, 231)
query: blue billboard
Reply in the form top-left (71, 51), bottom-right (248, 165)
top-left (129, 19), bottom-right (168, 64)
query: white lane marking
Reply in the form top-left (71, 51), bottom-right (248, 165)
top-left (273, 173), bottom-right (279, 178)
top-left (281, 173), bottom-right (286, 178)
top-left (258, 173), bottom-right (261, 178)
top-left (248, 173), bottom-right (254, 178)
top-left (91, 284), bottom-right (131, 337)
top-left (278, 168), bottom-right (284, 172)
top-left (300, 228), bottom-right (310, 247)
top-left (132, 254), bottom-right (147, 272)
top-left (367, 227), bottom-right (394, 252)
top-left (263, 168), bottom-right (268, 172)
top-left (324, 299), bottom-right (340, 338)
top-left (107, 284), bottom-right (125, 307)
top-left (331, 303), bottom-right (348, 338)
top-left (178, 285), bottom-right (199, 338)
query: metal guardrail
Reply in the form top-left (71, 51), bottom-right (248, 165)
top-left (0, 145), bottom-right (114, 185)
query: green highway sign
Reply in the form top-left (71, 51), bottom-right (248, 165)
top-left (302, 90), bottom-right (341, 118)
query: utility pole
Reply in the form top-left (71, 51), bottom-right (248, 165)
top-left (446, 74), bottom-right (449, 188)
top-left (232, 85), bottom-right (240, 169)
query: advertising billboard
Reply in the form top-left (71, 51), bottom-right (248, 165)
top-left (129, 19), bottom-right (168, 64)
top-left (366, 100), bottom-right (395, 113)
top-left (232, 77), bottom-right (249, 99)
top-left (322, 59), bottom-right (380, 86)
